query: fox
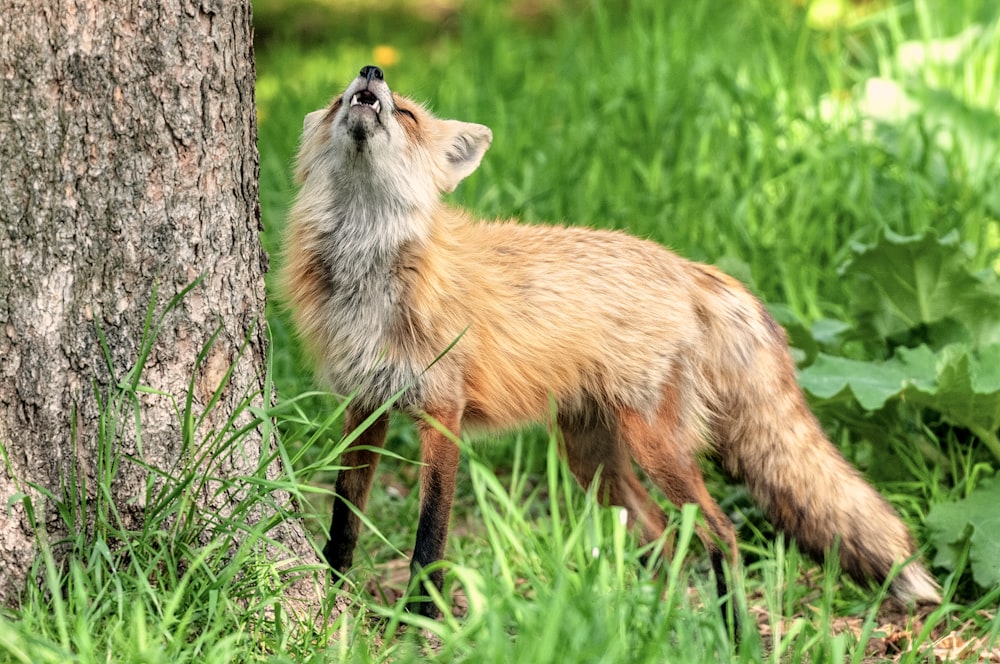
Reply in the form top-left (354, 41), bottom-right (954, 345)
top-left (279, 65), bottom-right (941, 621)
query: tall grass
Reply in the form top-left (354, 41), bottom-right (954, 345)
top-left (0, 289), bottom-right (330, 663)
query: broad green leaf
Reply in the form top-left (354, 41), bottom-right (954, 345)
top-left (799, 354), bottom-right (905, 410)
top-left (810, 318), bottom-right (851, 349)
top-left (801, 344), bottom-right (1000, 461)
top-left (842, 229), bottom-right (1000, 345)
top-left (798, 345), bottom-right (937, 411)
top-left (926, 476), bottom-right (1000, 589)
top-left (904, 344), bottom-right (1000, 434)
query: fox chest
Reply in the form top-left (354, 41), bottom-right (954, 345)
top-left (314, 260), bottom-right (426, 410)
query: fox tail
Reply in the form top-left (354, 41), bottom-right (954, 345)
top-left (711, 328), bottom-right (940, 603)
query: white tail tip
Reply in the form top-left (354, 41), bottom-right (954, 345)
top-left (892, 563), bottom-right (941, 604)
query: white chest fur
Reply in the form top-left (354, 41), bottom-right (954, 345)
top-left (311, 195), bottom-right (428, 410)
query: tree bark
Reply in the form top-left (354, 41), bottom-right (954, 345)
top-left (0, 0), bottom-right (320, 609)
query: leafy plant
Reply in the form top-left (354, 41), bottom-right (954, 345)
top-left (798, 230), bottom-right (1000, 589)
top-left (925, 475), bottom-right (1000, 590)
top-left (800, 230), bottom-right (1000, 461)
top-left (844, 229), bottom-right (1000, 349)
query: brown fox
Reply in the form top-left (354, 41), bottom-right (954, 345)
top-left (279, 65), bottom-right (940, 619)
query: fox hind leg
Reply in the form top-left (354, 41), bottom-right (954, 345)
top-left (614, 398), bottom-right (740, 633)
top-left (559, 415), bottom-right (670, 553)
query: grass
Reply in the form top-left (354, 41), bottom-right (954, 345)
top-left (3, 0), bottom-right (999, 661)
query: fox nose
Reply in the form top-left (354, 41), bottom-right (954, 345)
top-left (360, 65), bottom-right (384, 82)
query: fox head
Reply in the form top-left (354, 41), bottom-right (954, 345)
top-left (295, 66), bottom-right (493, 212)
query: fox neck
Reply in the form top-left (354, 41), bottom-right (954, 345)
top-left (334, 195), bottom-right (428, 250)
top-left (312, 175), bottom-right (435, 281)
top-left (294, 177), bottom-right (439, 409)
top-left (301, 156), bottom-right (426, 241)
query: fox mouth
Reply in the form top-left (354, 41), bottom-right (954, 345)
top-left (344, 77), bottom-right (388, 142)
top-left (350, 90), bottom-right (382, 115)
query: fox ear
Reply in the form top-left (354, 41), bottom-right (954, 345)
top-left (303, 109), bottom-right (326, 137)
top-left (436, 121), bottom-right (493, 192)
top-left (295, 110), bottom-right (329, 183)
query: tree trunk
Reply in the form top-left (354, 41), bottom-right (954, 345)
top-left (0, 0), bottom-right (320, 609)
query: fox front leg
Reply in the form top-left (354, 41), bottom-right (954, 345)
top-left (324, 411), bottom-right (389, 576)
top-left (407, 411), bottom-right (461, 618)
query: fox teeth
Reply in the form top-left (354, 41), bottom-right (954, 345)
top-left (350, 94), bottom-right (380, 114)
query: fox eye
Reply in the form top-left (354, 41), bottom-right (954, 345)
top-left (396, 107), bottom-right (417, 122)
